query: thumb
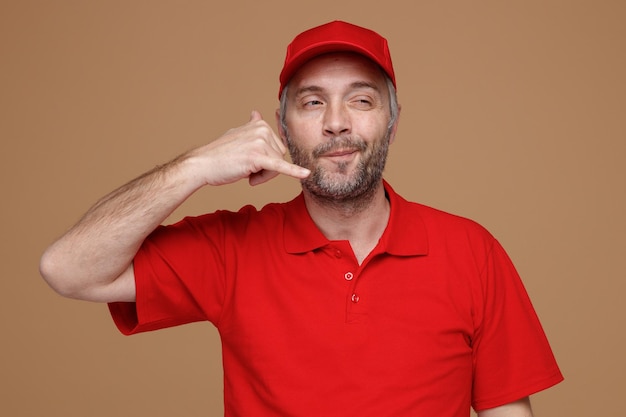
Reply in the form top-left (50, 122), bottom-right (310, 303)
top-left (249, 110), bottom-right (263, 123)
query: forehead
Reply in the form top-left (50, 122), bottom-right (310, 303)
top-left (287, 52), bottom-right (388, 94)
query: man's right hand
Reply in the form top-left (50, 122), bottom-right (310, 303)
top-left (187, 110), bottom-right (309, 187)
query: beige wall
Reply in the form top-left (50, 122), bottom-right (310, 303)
top-left (2, 1), bottom-right (624, 415)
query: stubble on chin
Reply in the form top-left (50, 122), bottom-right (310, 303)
top-left (286, 134), bottom-right (390, 207)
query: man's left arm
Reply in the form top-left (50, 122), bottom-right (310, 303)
top-left (477, 397), bottom-right (533, 417)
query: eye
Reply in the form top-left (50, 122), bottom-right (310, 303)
top-left (351, 96), bottom-right (374, 109)
top-left (304, 99), bottom-right (324, 107)
top-left (298, 95), bottom-right (325, 109)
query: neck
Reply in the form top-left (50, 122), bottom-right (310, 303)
top-left (303, 182), bottom-right (390, 263)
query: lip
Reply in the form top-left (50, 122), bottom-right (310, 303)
top-left (320, 149), bottom-right (359, 158)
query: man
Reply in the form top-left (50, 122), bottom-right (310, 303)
top-left (40, 21), bottom-right (563, 416)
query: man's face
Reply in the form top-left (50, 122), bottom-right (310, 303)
top-left (280, 52), bottom-right (397, 202)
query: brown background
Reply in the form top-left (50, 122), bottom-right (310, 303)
top-left (2, 1), bottom-right (624, 416)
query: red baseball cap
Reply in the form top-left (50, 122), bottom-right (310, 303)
top-left (278, 20), bottom-right (396, 98)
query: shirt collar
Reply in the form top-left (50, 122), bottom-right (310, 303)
top-left (283, 193), bottom-right (329, 254)
top-left (283, 180), bottom-right (429, 256)
top-left (378, 180), bottom-right (429, 256)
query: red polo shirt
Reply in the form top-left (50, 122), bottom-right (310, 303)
top-left (109, 181), bottom-right (563, 416)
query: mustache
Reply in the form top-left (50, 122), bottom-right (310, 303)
top-left (312, 136), bottom-right (367, 158)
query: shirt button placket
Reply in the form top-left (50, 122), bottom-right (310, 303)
top-left (345, 272), bottom-right (358, 303)
top-left (330, 245), bottom-right (363, 321)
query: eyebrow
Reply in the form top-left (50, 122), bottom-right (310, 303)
top-left (294, 81), bottom-right (382, 98)
top-left (349, 81), bottom-right (381, 92)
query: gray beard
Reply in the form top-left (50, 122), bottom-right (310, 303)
top-left (286, 133), bottom-right (391, 212)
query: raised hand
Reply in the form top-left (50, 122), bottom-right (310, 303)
top-left (188, 110), bottom-right (310, 187)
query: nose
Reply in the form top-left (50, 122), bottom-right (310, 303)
top-left (323, 102), bottom-right (351, 137)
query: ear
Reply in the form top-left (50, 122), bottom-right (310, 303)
top-left (388, 104), bottom-right (401, 145)
top-left (275, 109), bottom-right (288, 146)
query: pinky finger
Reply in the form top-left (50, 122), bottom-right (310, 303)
top-left (249, 160), bottom-right (310, 186)
top-left (249, 169), bottom-right (280, 186)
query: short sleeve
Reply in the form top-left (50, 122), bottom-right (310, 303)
top-left (471, 239), bottom-right (563, 410)
top-left (108, 214), bottom-right (228, 335)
